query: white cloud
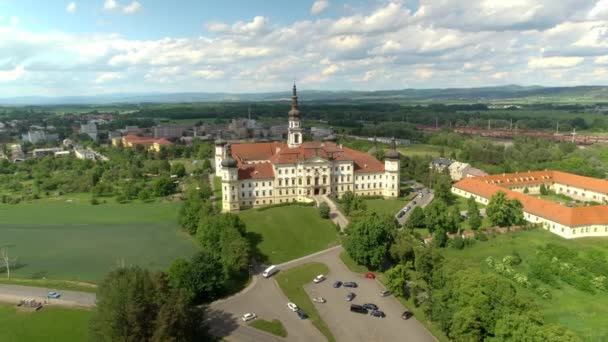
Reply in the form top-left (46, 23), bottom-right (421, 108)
top-left (0, 65), bottom-right (25, 82)
top-left (311, 0), bottom-right (330, 15)
top-left (10, 16), bottom-right (19, 25)
top-left (104, 0), bottom-right (118, 10)
top-left (94, 72), bottom-right (122, 84)
top-left (66, 2), bottom-right (77, 14)
top-left (491, 72), bottom-right (508, 79)
top-left (588, 0), bottom-right (608, 19)
top-left (414, 68), bottom-right (434, 79)
top-left (194, 69), bottom-right (225, 80)
top-left (528, 56), bottom-right (585, 69)
top-left (595, 55), bottom-right (608, 64)
top-left (123, 1), bottom-right (142, 14)
top-left (321, 64), bottom-right (339, 76)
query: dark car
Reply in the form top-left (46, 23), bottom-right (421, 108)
top-left (296, 310), bottom-right (308, 320)
top-left (401, 310), bottom-right (414, 320)
top-left (343, 282), bottom-right (358, 288)
top-left (333, 280), bottom-right (342, 288)
top-left (346, 292), bottom-right (356, 301)
top-left (397, 210), bottom-right (406, 218)
top-left (350, 304), bottom-right (368, 314)
top-left (362, 303), bottom-right (378, 311)
top-left (412, 200), bottom-right (417, 205)
top-left (370, 310), bottom-right (385, 318)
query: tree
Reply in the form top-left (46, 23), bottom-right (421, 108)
top-left (153, 176), bottom-right (177, 197)
top-left (423, 199), bottom-right (454, 234)
top-left (486, 191), bottom-right (524, 227)
top-left (385, 264), bottom-right (411, 298)
top-left (151, 289), bottom-right (210, 342)
top-left (405, 206), bottom-right (425, 230)
top-left (167, 251), bottom-right (226, 303)
top-left (340, 191), bottom-right (367, 216)
top-left (539, 183), bottom-right (549, 195)
top-left (389, 230), bottom-right (417, 264)
top-left (433, 172), bottom-right (454, 204)
top-left (318, 202), bottom-right (330, 219)
top-left (344, 212), bottom-right (397, 270)
top-left (171, 163), bottom-right (186, 178)
top-left (446, 206), bottom-right (462, 234)
top-left (433, 228), bottom-right (449, 248)
top-left (0, 245), bottom-right (13, 279)
top-left (467, 197), bottom-right (482, 231)
top-left (196, 213), bottom-right (250, 276)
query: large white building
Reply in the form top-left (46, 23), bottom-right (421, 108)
top-left (216, 85), bottom-right (401, 212)
top-left (452, 170), bottom-right (608, 238)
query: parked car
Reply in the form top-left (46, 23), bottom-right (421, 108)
top-left (287, 302), bottom-right (299, 312)
top-left (313, 274), bottom-right (326, 283)
top-left (412, 200), bottom-right (417, 205)
top-left (262, 265), bottom-right (279, 278)
top-left (312, 297), bottom-right (326, 303)
top-left (365, 273), bottom-right (375, 279)
top-left (397, 210), bottom-right (406, 218)
top-left (350, 304), bottom-right (368, 314)
top-left (371, 310), bottom-right (386, 318)
top-left (362, 303), bottom-right (378, 311)
top-left (242, 313), bottom-right (257, 322)
top-left (346, 292), bottom-right (356, 301)
top-left (296, 310), bottom-right (308, 320)
top-left (47, 292), bottom-right (61, 299)
top-left (401, 310), bottom-right (414, 320)
top-left (333, 280), bottom-right (343, 288)
top-left (380, 290), bottom-right (391, 297)
top-left (343, 281), bottom-right (358, 288)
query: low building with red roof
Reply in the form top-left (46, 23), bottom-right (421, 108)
top-left (111, 134), bottom-right (172, 152)
top-left (452, 170), bottom-right (608, 238)
top-left (216, 85), bottom-right (401, 212)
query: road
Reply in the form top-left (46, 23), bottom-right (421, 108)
top-left (0, 284), bottom-right (96, 308)
top-left (208, 246), bottom-right (436, 342)
top-left (396, 182), bottom-right (434, 226)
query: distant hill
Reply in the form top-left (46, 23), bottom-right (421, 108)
top-left (1, 85), bottom-right (607, 105)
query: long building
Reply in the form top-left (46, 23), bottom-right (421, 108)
top-left (452, 170), bottom-right (608, 238)
top-left (216, 85), bottom-right (400, 212)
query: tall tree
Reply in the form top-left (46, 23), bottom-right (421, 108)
top-left (433, 172), bottom-right (454, 204)
top-left (423, 199), bottom-right (451, 234)
top-left (467, 196), bottom-right (482, 231)
top-left (385, 264), bottom-right (411, 298)
top-left (486, 191), bottom-right (524, 227)
top-left (405, 206), bottom-right (425, 230)
top-left (344, 212), bottom-right (397, 270)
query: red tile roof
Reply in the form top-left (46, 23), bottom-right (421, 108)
top-left (124, 134), bottom-right (172, 145)
top-left (454, 172), bottom-right (608, 227)
top-left (228, 141), bottom-right (385, 179)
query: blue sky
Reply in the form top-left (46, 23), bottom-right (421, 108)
top-left (0, 0), bottom-right (607, 97)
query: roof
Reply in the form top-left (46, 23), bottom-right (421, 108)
top-left (124, 134), bottom-right (172, 145)
top-left (432, 158), bottom-right (453, 167)
top-left (453, 171), bottom-right (608, 227)
top-left (227, 141), bottom-right (385, 179)
top-left (462, 166), bottom-right (488, 177)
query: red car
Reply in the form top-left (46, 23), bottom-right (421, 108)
top-left (365, 273), bottom-right (376, 279)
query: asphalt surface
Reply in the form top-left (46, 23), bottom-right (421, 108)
top-left (396, 182), bottom-right (435, 226)
top-left (208, 246), bottom-right (436, 342)
top-left (0, 284), bottom-right (96, 308)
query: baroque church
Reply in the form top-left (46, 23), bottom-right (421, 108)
top-left (215, 85), bottom-right (400, 212)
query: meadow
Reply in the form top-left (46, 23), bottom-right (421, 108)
top-left (444, 229), bottom-right (608, 341)
top-left (0, 203), bottom-right (199, 283)
top-left (238, 205), bottom-right (339, 264)
top-left (0, 304), bottom-right (91, 342)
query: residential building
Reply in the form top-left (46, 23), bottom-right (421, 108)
top-left (33, 147), bottom-right (63, 158)
top-left (153, 125), bottom-right (187, 139)
top-left (452, 170), bottom-right (608, 238)
top-left (429, 158), bottom-right (453, 172)
top-left (10, 144), bottom-right (25, 162)
top-left (112, 135), bottom-right (172, 152)
top-left (216, 85), bottom-right (400, 212)
top-left (54, 151), bottom-right (71, 158)
top-left (74, 148), bottom-right (95, 160)
top-left (21, 130), bottom-right (59, 144)
top-left (80, 122), bottom-right (98, 141)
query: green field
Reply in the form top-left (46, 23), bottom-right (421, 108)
top-left (444, 229), bottom-right (608, 341)
top-left (398, 144), bottom-right (455, 158)
top-left (363, 195), bottom-right (415, 218)
top-left (0, 203), bottom-right (199, 282)
top-left (239, 205), bottom-right (339, 264)
top-left (0, 304), bottom-right (91, 342)
top-left (275, 262), bottom-right (334, 342)
top-left (249, 319), bottom-right (288, 338)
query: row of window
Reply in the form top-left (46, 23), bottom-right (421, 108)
top-left (277, 165), bottom-right (353, 176)
top-left (355, 183), bottom-right (383, 190)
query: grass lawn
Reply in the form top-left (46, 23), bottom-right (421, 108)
top-left (0, 203), bottom-right (199, 283)
top-left (363, 194), bottom-right (415, 218)
top-left (275, 262), bottom-right (334, 342)
top-left (444, 229), bottom-right (608, 341)
top-left (239, 205), bottom-right (339, 264)
top-left (398, 144), bottom-right (456, 158)
top-left (0, 304), bottom-right (91, 342)
top-left (249, 319), bottom-right (288, 338)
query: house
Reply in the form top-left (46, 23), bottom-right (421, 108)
top-left (430, 158), bottom-right (454, 172)
top-left (112, 135), bottom-right (172, 152)
top-left (452, 170), bottom-right (608, 238)
top-left (80, 122), bottom-right (98, 141)
top-left (33, 147), bottom-right (63, 158)
top-left (54, 151), bottom-right (71, 158)
top-left (74, 148), bottom-right (95, 160)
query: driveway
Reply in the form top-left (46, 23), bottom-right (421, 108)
top-left (0, 284), bottom-right (96, 308)
top-left (396, 185), bottom-right (434, 226)
top-left (208, 246), bottom-right (435, 342)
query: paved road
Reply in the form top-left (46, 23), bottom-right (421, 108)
top-left (208, 246), bottom-right (436, 342)
top-left (396, 184), bottom-right (434, 226)
top-left (0, 284), bottom-right (96, 308)
top-left (313, 195), bottom-right (349, 232)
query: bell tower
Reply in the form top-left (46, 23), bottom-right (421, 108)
top-left (287, 84), bottom-right (303, 148)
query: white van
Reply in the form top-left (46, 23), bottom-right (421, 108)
top-left (262, 265), bottom-right (279, 278)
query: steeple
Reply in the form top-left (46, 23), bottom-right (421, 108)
top-left (287, 83), bottom-right (302, 148)
top-left (288, 83), bottom-right (301, 118)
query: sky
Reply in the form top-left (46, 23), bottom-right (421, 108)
top-left (0, 0), bottom-right (608, 97)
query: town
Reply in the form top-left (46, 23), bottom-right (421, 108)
top-left (1, 1), bottom-right (608, 342)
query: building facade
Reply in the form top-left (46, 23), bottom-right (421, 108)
top-left (452, 170), bottom-right (608, 238)
top-left (216, 85), bottom-right (400, 212)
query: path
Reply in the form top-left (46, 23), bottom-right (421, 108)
top-left (396, 184), bottom-right (434, 226)
top-left (0, 284), bottom-right (96, 308)
top-left (313, 195), bottom-right (349, 232)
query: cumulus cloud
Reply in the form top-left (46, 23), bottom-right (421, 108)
top-left (311, 0), bottom-right (330, 15)
top-left (10, 16), bottom-right (19, 25)
top-left (123, 1), bottom-right (142, 14)
top-left (104, 0), bottom-right (117, 10)
top-left (66, 2), bottom-right (77, 14)
top-left (94, 72), bottom-right (122, 84)
top-left (528, 56), bottom-right (585, 69)
top-left (104, 0), bottom-right (141, 14)
top-left (0, 65), bottom-right (25, 82)
top-left (194, 69), bottom-right (225, 80)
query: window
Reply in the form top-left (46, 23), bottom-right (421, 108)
top-left (241, 183), bottom-right (244, 188)
top-left (249, 191), bottom-right (252, 197)
top-left (255, 191), bottom-right (259, 196)
top-left (241, 192), bottom-right (245, 197)
top-left (262, 191), bottom-right (266, 196)
top-left (279, 179), bottom-right (282, 186)
top-left (269, 190), bottom-right (273, 195)
top-left (292, 169), bottom-right (295, 174)
top-left (248, 183), bottom-right (252, 188)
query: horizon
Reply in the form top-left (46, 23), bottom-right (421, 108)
top-left (1, 1), bottom-right (608, 97)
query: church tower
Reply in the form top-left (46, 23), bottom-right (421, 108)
top-left (383, 138), bottom-right (401, 198)
top-left (287, 84), bottom-right (303, 148)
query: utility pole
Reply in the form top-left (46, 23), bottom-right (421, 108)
top-left (488, 119), bottom-right (491, 130)
top-left (510, 119), bottom-right (513, 130)
top-left (556, 122), bottom-right (559, 135)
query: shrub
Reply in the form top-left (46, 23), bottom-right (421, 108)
top-left (450, 236), bottom-right (465, 250)
top-left (318, 202), bottom-right (330, 219)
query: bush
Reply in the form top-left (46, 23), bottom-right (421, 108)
top-left (256, 201), bottom-right (315, 211)
top-left (450, 236), bottom-right (465, 250)
top-left (90, 198), bottom-right (100, 205)
top-left (318, 202), bottom-right (330, 219)
top-left (474, 231), bottom-right (488, 241)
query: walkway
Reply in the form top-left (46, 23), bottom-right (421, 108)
top-left (0, 284), bottom-right (96, 308)
top-left (313, 195), bottom-right (349, 232)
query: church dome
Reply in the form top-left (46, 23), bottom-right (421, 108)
top-left (221, 144), bottom-right (237, 168)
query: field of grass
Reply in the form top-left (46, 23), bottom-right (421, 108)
top-left (275, 262), bottom-right (334, 342)
top-left (0, 203), bottom-right (199, 283)
top-left (239, 205), bottom-right (339, 264)
top-left (249, 319), bottom-right (288, 338)
top-left (444, 229), bottom-right (608, 341)
top-left (363, 195), bottom-right (415, 218)
top-left (398, 144), bottom-right (455, 158)
top-left (0, 304), bottom-right (91, 342)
